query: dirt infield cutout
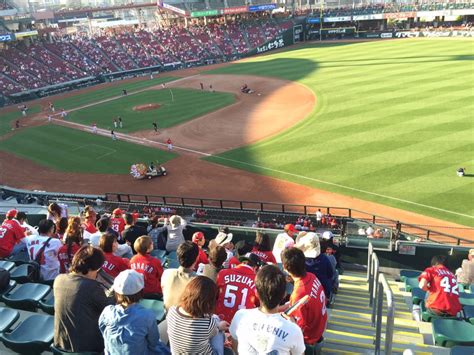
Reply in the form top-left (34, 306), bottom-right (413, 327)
top-left (133, 103), bottom-right (161, 111)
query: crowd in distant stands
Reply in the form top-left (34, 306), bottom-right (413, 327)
top-left (0, 202), bottom-right (350, 353)
top-left (0, 19), bottom-right (293, 96)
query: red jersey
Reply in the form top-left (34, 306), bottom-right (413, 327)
top-left (102, 252), bottom-right (130, 278)
top-left (130, 254), bottom-right (163, 294)
top-left (216, 264), bottom-right (258, 323)
top-left (252, 248), bottom-right (277, 264)
top-left (83, 221), bottom-right (97, 234)
top-left (419, 265), bottom-right (462, 316)
top-left (0, 219), bottom-right (25, 258)
top-left (228, 256), bottom-right (240, 269)
top-left (110, 217), bottom-right (125, 236)
top-left (194, 247), bottom-right (209, 271)
top-left (290, 272), bottom-right (327, 344)
top-left (58, 243), bottom-right (81, 274)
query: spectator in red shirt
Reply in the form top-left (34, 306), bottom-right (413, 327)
top-left (83, 207), bottom-right (98, 234)
top-left (418, 255), bottom-right (462, 317)
top-left (0, 209), bottom-right (26, 258)
top-left (99, 233), bottom-right (130, 279)
top-left (215, 253), bottom-right (262, 323)
top-left (130, 236), bottom-right (164, 298)
top-left (252, 232), bottom-right (277, 264)
top-left (281, 247), bottom-right (327, 346)
top-left (192, 232), bottom-right (209, 271)
top-left (110, 209), bottom-right (126, 238)
top-left (58, 217), bottom-right (83, 274)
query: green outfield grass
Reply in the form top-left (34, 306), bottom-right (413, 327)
top-left (206, 39), bottom-right (474, 226)
top-left (0, 105), bottom-right (40, 135)
top-left (53, 76), bottom-right (178, 111)
top-left (66, 88), bottom-right (235, 133)
top-left (0, 125), bottom-right (176, 174)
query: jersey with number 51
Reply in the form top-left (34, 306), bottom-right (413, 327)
top-left (216, 264), bottom-right (259, 323)
top-left (419, 265), bottom-right (462, 316)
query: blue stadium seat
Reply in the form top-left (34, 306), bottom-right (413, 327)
top-left (39, 292), bottom-right (55, 315)
top-left (463, 305), bottom-right (474, 325)
top-left (2, 282), bottom-right (51, 311)
top-left (151, 249), bottom-right (166, 259)
top-left (0, 260), bottom-right (16, 271)
top-left (400, 269), bottom-right (422, 282)
top-left (420, 301), bottom-right (458, 323)
top-left (0, 307), bottom-right (20, 332)
top-left (0, 314), bottom-right (54, 354)
top-left (9, 263), bottom-right (39, 283)
top-left (165, 258), bottom-right (180, 269)
top-left (470, 285), bottom-right (474, 294)
top-left (139, 299), bottom-right (165, 323)
top-left (411, 287), bottom-right (426, 305)
top-left (459, 293), bottom-right (474, 307)
top-left (404, 276), bottom-right (419, 292)
top-left (167, 251), bottom-right (177, 260)
top-left (0, 280), bottom-right (16, 297)
top-left (432, 319), bottom-right (474, 347)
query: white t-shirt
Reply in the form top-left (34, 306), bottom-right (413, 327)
top-left (272, 233), bottom-right (294, 263)
top-left (25, 235), bottom-right (62, 281)
top-left (84, 230), bottom-right (101, 246)
top-left (230, 308), bottom-right (305, 355)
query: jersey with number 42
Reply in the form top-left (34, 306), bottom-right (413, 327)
top-left (419, 265), bottom-right (462, 315)
top-left (216, 264), bottom-right (258, 323)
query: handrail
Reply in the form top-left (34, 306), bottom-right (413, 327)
top-left (367, 243), bottom-right (395, 355)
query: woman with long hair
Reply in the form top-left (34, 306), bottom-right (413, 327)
top-left (167, 276), bottom-right (229, 354)
top-left (58, 217), bottom-right (84, 273)
top-left (56, 217), bottom-right (68, 240)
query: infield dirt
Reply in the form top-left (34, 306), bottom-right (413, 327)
top-left (1, 64), bottom-right (472, 239)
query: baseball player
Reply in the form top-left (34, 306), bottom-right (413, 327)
top-left (113, 119), bottom-right (118, 129)
top-left (153, 122), bottom-right (158, 133)
top-left (166, 138), bottom-right (173, 150)
top-left (118, 116), bottom-right (123, 128)
top-left (92, 123), bottom-right (97, 134)
top-left (49, 102), bottom-right (55, 112)
top-left (60, 109), bottom-right (67, 118)
top-left (111, 130), bottom-right (117, 140)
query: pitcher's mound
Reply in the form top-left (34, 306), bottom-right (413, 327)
top-left (133, 103), bottom-right (161, 111)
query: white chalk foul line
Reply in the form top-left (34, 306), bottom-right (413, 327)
top-left (208, 155), bottom-right (474, 220)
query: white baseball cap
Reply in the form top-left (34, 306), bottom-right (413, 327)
top-left (322, 231), bottom-right (333, 240)
top-left (295, 232), bottom-right (321, 258)
top-left (113, 270), bottom-right (144, 295)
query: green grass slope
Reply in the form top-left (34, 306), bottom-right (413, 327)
top-left (0, 125), bottom-right (176, 174)
top-left (67, 88), bottom-right (235, 133)
top-left (206, 39), bottom-right (474, 226)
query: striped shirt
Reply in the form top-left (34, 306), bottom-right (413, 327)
top-left (167, 306), bottom-right (218, 355)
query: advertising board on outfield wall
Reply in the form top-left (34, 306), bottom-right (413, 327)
top-left (383, 12), bottom-right (416, 19)
top-left (352, 14), bottom-right (383, 21)
top-left (324, 16), bottom-right (351, 22)
top-left (224, 6), bottom-right (248, 15)
top-left (0, 33), bottom-right (15, 42)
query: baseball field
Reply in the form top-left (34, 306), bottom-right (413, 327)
top-left (0, 38), bottom-right (473, 229)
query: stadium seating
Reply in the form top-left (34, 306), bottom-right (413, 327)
top-left (138, 299), bottom-right (166, 323)
top-left (9, 263), bottom-right (38, 284)
top-left (0, 313), bottom-right (54, 354)
top-left (50, 344), bottom-right (102, 354)
top-left (400, 269), bottom-right (422, 282)
top-left (39, 292), bottom-right (55, 315)
top-left (404, 276), bottom-right (419, 292)
top-left (451, 346), bottom-right (474, 355)
top-left (432, 319), bottom-right (474, 347)
top-left (0, 307), bottom-right (19, 332)
top-left (0, 260), bottom-right (15, 271)
top-left (2, 282), bottom-right (51, 311)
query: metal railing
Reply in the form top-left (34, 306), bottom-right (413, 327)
top-left (367, 243), bottom-right (395, 355)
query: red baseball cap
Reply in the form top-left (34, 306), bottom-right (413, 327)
top-left (6, 209), bottom-right (18, 218)
top-left (192, 232), bottom-right (205, 243)
top-left (284, 224), bottom-right (296, 233)
top-left (113, 208), bottom-right (123, 216)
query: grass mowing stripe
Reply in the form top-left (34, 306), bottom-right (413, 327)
top-left (206, 39), bottom-right (474, 226)
top-left (67, 88), bottom-right (235, 133)
top-left (0, 125), bottom-right (177, 174)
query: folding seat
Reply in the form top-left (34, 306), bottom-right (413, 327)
top-left (165, 258), bottom-right (180, 269)
top-left (404, 276), bottom-right (420, 292)
top-left (450, 345), bottom-right (474, 354)
top-left (139, 299), bottom-right (166, 323)
top-left (0, 313), bottom-right (54, 354)
top-left (432, 319), bottom-right (474, 347)
top-left (2, 282), bottom-right (51, 311)
top-left (9, 263), bottom-right (39, 283)
top-left (39, 292), bottom-right (55, 315)
top-left (463, 305), bottom-right (474, 325)
top-left (0, 307), bottom-right (20, 332)
top-left (399, 269), bottom-right (422, 282)
top-left (167, 251), bottom-right (177, 260)
top-left (420, 301), bottom-right (458, 323)
top-left (150, 249), bottom-right (166, 259)
top-left (460, 293), bottom-right (474, 306)
top-left (411, 287), bottom-right (426, 305)
top-left (0, 260), bottom-right (15, 272)
top-left (0, 279), bottom-right (16, 297)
